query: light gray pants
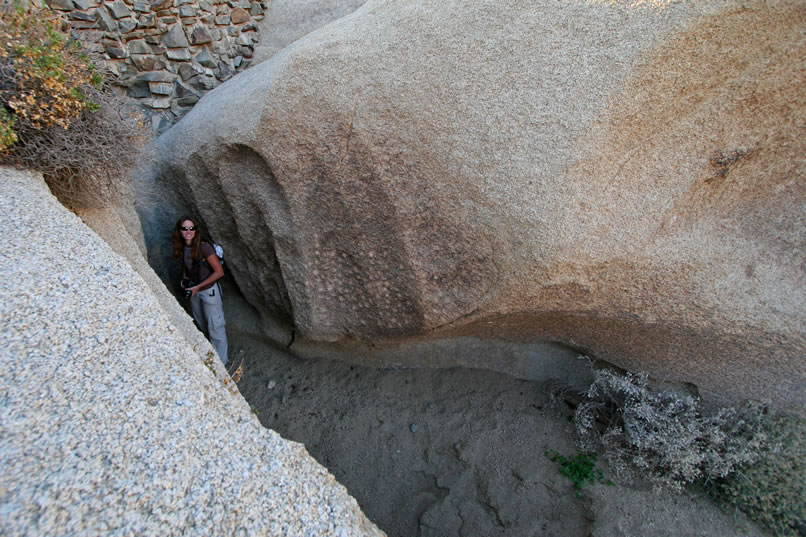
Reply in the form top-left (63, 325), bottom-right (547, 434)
top-left (190, 282), bottom-right (228, 365)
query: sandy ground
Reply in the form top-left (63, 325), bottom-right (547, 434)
top-left (219, 288), bottom-right (765, 537)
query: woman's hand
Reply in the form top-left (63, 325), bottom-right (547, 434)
top-left (183, 284), bottom-right (200, 297)
top-left (184, 253), bottom-right (224, 298)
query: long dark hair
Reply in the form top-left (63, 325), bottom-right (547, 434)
top-left (172, 216), bottom-right (203, 260)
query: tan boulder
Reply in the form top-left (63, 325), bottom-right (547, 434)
top-left (252, 0), bottom-right (367, 64)
top-left (151, 0), bottom-right (806, 411)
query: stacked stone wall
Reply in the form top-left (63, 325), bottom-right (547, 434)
top-left (43, 0), bottom-right (267, 131)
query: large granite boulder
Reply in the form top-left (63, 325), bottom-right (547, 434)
top-left (149, 0), bottom-right (806, 412)
top-left (0, 168), bottom-right (384, 537)
top-left (251, 0), bottom-right (368, 64)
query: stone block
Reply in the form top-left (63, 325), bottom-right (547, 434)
top-left (105, 59), bottom-right (126, 76)
top-left (126, 39), bottom-right (149, 54)
top-left (47, 0), bottom-right (74, 10)
top-left (189, 24), bottom-right (213, 45)
top-left (127, 31), bottom-right (147, 41)
top-left (159, 16), bottom-right (177, 24)
top-left (131, 54), bottom-right (165, 71)
top-left (148, 81), bottom-right (173, 95)
top-left (118, 17), bottom-right (138, 33)
top-left (78, 31), bottom-right (105, 48)
top-left (175, 94), bottom-right (199, 107)
top-left (162, 23), bottom-right (188, 47)
top-left (132, 1), bottom-right (148, 12)
top-left (190, 24), bottom-right (214, 45)
top-left (236, 33), bottom-right (251, 46)
top-left (166, 48), bottom-right (191, 61)
top-left (135, 70), bottom-right (177, 82)
top-left (200, 14), bottom-right (214, 24)
top-left (149, 0), bottom-right (171, 10)
top-left (72, 0), bottom-right (97, 9)
top-left (199, 0), bottom-right (213, 12)
top-left (105, 46), bottom-right (128, 59)
top-left (249, 1), bottom-right (262, 16)
top-left (178, 62), bottom-right (201, 80)
top-left (215, 61), bottom-right (232, 81)
top-left (212, 37), bottom-right (231, 56)
top-left (215, 14), bottom-right (229, 25)
top-left (144, 97), bottom-right (172, 109)
top-left (193, 48), bottom-right (216, 68)
top-left (170, 101), bottom-right (193, 119)
top-left (230, 7), bottom-right (248, 24)
top-left (70, 21), bottom-right (100, 29)
top-left (137, 13), bottom-right (155, 28)
top-left (174, 79), bottom-right (197, 97)
top-left (233, 55), bottom-right (242, 68)
top-left (106, 0), bottom-right (131, 19)
top-left (178, 5), bottom-right (195, 16)
top-left (96, 8), bottom-right (118, 31)
top-left (188, 73), bottom-right (215, 91)
top-left (151, 113), bottom-right (173, 136)
top-left (68, 10), bottom-right (94, 21)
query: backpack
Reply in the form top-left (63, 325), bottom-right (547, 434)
top-left (194, 241), bottom-right (224, 280)
top-left (211, 242), bottom-right (224, 264)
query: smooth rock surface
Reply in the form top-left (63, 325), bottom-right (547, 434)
top-left (0, 167), bottom-right (384, 537)
top-left (252, 0), bottom-right (367, 63)
top-left (148, 0), bottom-right (806, 412)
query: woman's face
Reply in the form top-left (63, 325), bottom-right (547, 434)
top-left (180, 219), bottom-right (196, 245)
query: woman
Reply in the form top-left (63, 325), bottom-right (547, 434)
top-left (172, 216), bottom-right (228, 366)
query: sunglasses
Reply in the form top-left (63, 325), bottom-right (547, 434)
top-left (180, 226), bottom-right (196, 231)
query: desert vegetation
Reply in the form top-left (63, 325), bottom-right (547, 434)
top-left (559, 363), bottom-right (805, 536)
top-left (0, 2), bottom-right (147, 209)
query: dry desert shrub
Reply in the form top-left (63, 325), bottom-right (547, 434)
top-left (0, 3), bottom-right (148, 209)
top-left (569, 361), bottom-right (805, 536)
top-left (573, 366), bottom-right (768, 490)
top-left (703, 413), bottom-right (806, 537)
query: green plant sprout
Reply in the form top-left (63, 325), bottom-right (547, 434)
top-left (545, 449), bottom-right (613, 497)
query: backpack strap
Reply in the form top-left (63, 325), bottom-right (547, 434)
top-left (199, 240), bottom-right (212, 268)
top-left (199, 240), bottom-right (223, 267)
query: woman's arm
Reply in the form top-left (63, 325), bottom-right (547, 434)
top-left (187, 253), bottom-right (225, 296)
